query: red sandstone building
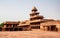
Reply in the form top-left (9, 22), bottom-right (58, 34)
top-left (0, 7), bottom-right (60, 32)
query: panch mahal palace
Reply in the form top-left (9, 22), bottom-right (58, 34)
top-left (0, 6), bottom-right (60, 32)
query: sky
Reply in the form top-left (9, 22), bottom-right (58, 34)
top-left (0, 0), bottom-right (60, 23)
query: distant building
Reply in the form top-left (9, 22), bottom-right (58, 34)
top-left (0, 6), bottom-right (60, 32)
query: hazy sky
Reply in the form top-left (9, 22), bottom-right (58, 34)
top-left (0, 0), bottom-right (60, 23)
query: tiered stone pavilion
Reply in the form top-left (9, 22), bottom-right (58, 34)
top-left (0, 6), bottom-right (60, 32)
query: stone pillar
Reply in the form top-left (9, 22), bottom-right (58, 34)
top-left (43, 26), bottom-right (45, 31)
top-left (49, 26), bottom-right (51, 31)
top-left (45, 26), bottom-right (47, 31)
top-left (40, 25), bottom-right (44, 31)
top-left (8, 24), bottom-right (10, 27)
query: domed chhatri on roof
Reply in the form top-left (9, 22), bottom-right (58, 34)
top-left (31, 6), bottom-right (38, 11)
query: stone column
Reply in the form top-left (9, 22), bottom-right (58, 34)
top-left (13, 28), bottom-right (14, 31)
top-left (8, 24), bottom-right (10, 27)
top-left (44, 26), bottom-right (48, 31)
top-left (49, 26), bottom-right (51, 31)
top-left (43, 26), bottom-right (45, 31)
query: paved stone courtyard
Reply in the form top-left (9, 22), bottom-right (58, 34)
top-left (0, 31), bottom-right (60, 38)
